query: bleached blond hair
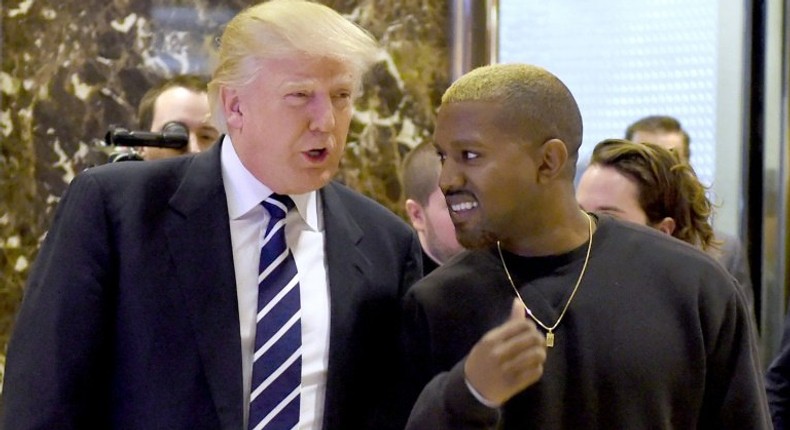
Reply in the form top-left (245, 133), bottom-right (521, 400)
top-left (442, 64), bottom-right (584, 170)
top-left (207, 0), bottom-right (379, 132)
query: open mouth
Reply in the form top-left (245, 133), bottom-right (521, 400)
top-left (449, 201), bottom-right (479, 213)
top-left (446, 191), bottom-right (479, 216)
top-left (304, 148), bottom-right (328, 161)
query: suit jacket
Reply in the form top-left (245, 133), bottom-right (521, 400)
top-left (767, 311), bottom-right (790, 429)
top-left (709, 229), bottom-right (754, 319)
top-left (2, 142), bottom-right (422, 429)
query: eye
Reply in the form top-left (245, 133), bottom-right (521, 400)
top-left (462, 150), bottom-right (479, 161)
top-left (285, 88), bottom-right (311, 100)
top-left (285, 91), bottom-right (310, 106)
top-left (436, 150), bottom-right (447, 164)
top-left (332, 91), bottom-right (353, 108)
top-left (334, 90), bottom-right (352, 99)
top-left (199, 128), bottom-right (220, 141)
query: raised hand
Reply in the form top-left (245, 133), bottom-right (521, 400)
top-left (464, 298), bottom-right (547, 406)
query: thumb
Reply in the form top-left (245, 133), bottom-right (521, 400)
top-left (510, 298), bottom-right (526, 320)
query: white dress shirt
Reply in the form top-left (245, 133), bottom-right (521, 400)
top-left (221, 136), bottom-right (330, 430)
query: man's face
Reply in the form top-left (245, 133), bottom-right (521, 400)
top-left (141, 87), bottom-right (219, 161)
top-left (630, 130), bottom-right (687, 162)
top-left (420, 186), bottom-right (464, 264)
top-left (434, 101), bottom-right (539, 249)
top-left (576, 164), bottom-right (648, 225)
top-left (224, 54), bottom-right (356, 194)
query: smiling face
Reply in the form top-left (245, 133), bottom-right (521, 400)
top-left (434, 100), bottom-right (542, 249)
top-left (221, 54), bottom-right (356, 194)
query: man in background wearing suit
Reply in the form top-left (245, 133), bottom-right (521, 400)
top-left (575, 138), bottom-right (755, 319)
top-left (625, 114), bottom-right (754, 319)
top-left (2, 1), bottom-right (422, 429)
top-left (402, 140), bottom-right (464, 274)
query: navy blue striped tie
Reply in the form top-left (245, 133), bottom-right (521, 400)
top-left (249, 194), bottom-right (301, 430)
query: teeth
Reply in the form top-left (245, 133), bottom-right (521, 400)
top-left (451, 201), bottom-right (478, 212)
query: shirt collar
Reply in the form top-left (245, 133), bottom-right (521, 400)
top-left (220, 136), bottom-right (321, 231)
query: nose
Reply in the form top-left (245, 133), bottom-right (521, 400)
top-left (309, 94), bottom-right (336, 132)
top-left (187, 132), bottom-right (200, 154)
top-left (439, 159), bottom-right (462, 194)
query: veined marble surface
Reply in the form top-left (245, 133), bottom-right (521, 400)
top-left (0, 0), bottom-right (449, 387)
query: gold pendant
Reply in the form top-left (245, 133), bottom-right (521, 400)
top-left (546, 331), bottom-right (555, 347)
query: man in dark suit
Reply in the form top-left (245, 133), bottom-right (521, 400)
top-left (2, 1), bottom-right (422, 429)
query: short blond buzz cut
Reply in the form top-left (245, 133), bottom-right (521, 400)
top-left (402, 140), bottom-right (441, 206)
top-left (441, 64), bottom-right (584, 171)
top-left (208, 0), bottom-right (380, 133)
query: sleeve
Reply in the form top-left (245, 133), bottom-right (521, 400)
top-left (400, 286), bottom-right (500, 430)
top-left (2, 171), bottom-right (115, 429)
top-left (405, 361), bottom-right (501, 430)
top-left (699, 273), bottom-right (772, 429)
top-left (765, 310), bottom-right (790, 429)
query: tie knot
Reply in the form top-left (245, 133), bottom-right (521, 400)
top-left (262, 194), bottom-right (294, 221)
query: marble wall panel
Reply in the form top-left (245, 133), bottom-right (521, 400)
top-left (0, 0), bottom-right (449, 386)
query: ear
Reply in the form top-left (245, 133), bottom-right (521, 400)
top-left (654, 217), bottom-right (676, 236)
top-left (537, 138), bottom-right (568, 183)
top-left (404, 199), bottom-right (426, 231)
top-left (220, 86), bottom-right (243, 130)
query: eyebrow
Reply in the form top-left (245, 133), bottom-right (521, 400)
top-left (280, 79), bottom-right (317, 90)
top-left (200, 113), bottom-right (214, 124)
top-left (281, 75), bottom-right (355, 88)
top-left (443, 137), bottom-right (485, 149)
top-left (593, 205), bottom-right (625, 213)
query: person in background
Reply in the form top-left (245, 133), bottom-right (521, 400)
top-left (625, 115), bottom-right (691, 161)
top-left (402, 140), bottom-right (465, 274)
top-left (624, 115), bottom-right (753, 307)
top-left (401, 63), bottom-right (769, 429)
top-left (136, 74), bottom-right (221, 160)
top-left (575, 138), bottom-right (755, 317)
top-left (766, 318), bottom-right (790, 429)
top-left (2, 1), bottom-right (422, 429)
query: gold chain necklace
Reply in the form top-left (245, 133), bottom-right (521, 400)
top-left (496, 212), bottom-right (593, 348)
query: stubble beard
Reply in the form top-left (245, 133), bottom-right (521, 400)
top-left (456, 228), bottom-right (498, 250)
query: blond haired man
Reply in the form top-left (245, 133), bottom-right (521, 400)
top-left (402, 64), bottom-right (769, 429)
top-left (3, 2), bottom-right (421, 429)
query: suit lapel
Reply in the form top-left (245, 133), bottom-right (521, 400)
top-left (320, 183), bottom-right (371, 428)
top-left (164, 143), bottom-right (243, 429)
top-left (322, 182), bottom-right (369, 340)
